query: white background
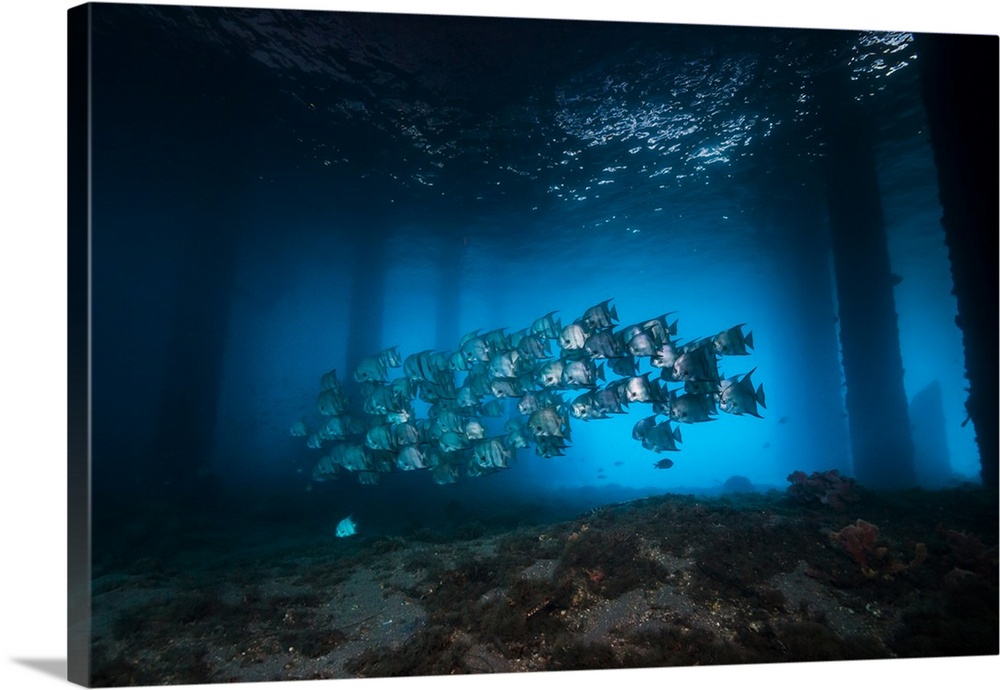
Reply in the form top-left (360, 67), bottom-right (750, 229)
top-left (1, 1), bottom-right (997, 689)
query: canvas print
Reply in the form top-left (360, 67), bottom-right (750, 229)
top-left (67, 2), bottom-right (998, 687)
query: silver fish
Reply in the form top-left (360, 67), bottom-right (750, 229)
top-left (311, 454), bottom-right (339, 482)
top-left (561, 359), bottom-right (605, 388)
top-left (455, 385), bottom-right (480, 409)
top-left (396, 445), bottom-right (428, 471)
top-left (641, 421), bottom-right (683, 452)
top-left (516, 330), bottom-right (551, 360)
top-left (430, 409), bottom-right (463, 437)
top-left (490, 375), bottom-right (530, 399)
top-left (317, 388), bottom-right (349, 416)
top-left (570, 392), bottom-right (607, 421)
top-left (330, 443), bottom-right (371, 472)
top-left (479, 399), bottom-right (506, 418)
top-left (357, 471), bottom-right (380, 485)
top-left (438, 430), bottom-right (470, 452)
top-left (504, 418), bottom-right (531, 449)
top-left (537, 359), bottom-right (566, 388)
top-left (483, 328), bottom-right (510, 356)
top-left (626, 331), bottom-right (658, 357)
top-left (365, 424), bottom-right (396, 451)
top-left (622, 373), bottom-right (659, 403)
top-left (431, 463), bottom-right (461, 485)
top-left (584, 329), bottom-right (624, 359)
top-left (609, 356), bottom-right (638, 377)
top-left (717, 368), bottom-right (766, 417)
top-left (642, 314), bottom-right (678, 344)
top-left (712, 324), bottom-right (754, 356)
top-left (632, 415), bottom-right (658, 441)
top-left (593, 386), bottom-right (626, 415)
top-left (559, 322), bottom-right (589, 351)
top-left (471, 437), bottom-right (511, 469)
top-left (464, 418), bottom-right (487, 439)
top-left (531, 311), bottom-right (562, 340)
top-left (464, 367), bottom-right (493, 397)
top-left (363, 384), bottom-right (400, 415)
top-left (517, 390), bottom-right (551, 416)
top-left (581, 298), bottom-right (618, 330)
top-left (534, 435), bottom-right (570, 457)
top-left (488, 351), bottom-right (519, 379)
top-left (651, 342), bottom-right (682, 370)
top-left (390, 422), bottom-right (422, 447)
top-left (528, 405), bottom-right (570, 439)
top-left (377, 346), bottom-right (403, 369)
top-left (318, 416), bottom-right (351, 441)
top-left (460, 334), bottom-right (492, 364)
top-left (671, 344), bottom-right (719, 382)
top-left (289, 419), bottom-right (309, 437)
top-left (448, 350), bottom-right (470, 371)
top-left (319, 368), bottom-right (343, 392)
top-left (666, 392), bottom-right (717, 424)
top-left (354, 354), bottom-right (388, 383)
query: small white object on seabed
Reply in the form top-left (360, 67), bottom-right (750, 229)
top-left (336, 514), bottom-right (357, 538)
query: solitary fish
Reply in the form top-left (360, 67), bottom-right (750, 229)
top-left (336, 515), bottom-right (358, 538)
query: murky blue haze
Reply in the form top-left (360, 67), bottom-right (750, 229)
top-left (89, 5), bottom-right (978, 540)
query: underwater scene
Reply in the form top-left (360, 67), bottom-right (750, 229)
top-left (73, 2), bottom-right (998, 686)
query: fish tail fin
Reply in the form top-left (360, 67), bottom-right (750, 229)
top-left (745, 330), bottom-right (754, 350)
top-left (672, 424), bottom-right (683, 443)
top-left (756, 383), bottom-right (766, 408)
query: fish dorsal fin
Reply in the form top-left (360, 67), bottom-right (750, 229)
top-left (459, 329), bottom-right (481, 347)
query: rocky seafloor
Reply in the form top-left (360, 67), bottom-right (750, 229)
top-left (88, 483), bottom-right (998, 686)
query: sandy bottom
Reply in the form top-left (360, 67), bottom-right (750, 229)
top-left (89, 486), bottom-right (997, 685)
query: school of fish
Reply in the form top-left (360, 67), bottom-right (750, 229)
top-left (292, 299), bottom-right (765, 485)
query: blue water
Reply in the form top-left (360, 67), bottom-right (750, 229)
top-left (89, 6), bottom-right (979, 539)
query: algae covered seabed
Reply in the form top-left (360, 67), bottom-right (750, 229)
top-left (90, 486), bottom-right (998, 685)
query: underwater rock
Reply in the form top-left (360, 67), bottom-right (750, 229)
top-left (786, 469), bottom-right (860, 510)
top-left (722, 475), bottom-right (755, 494)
